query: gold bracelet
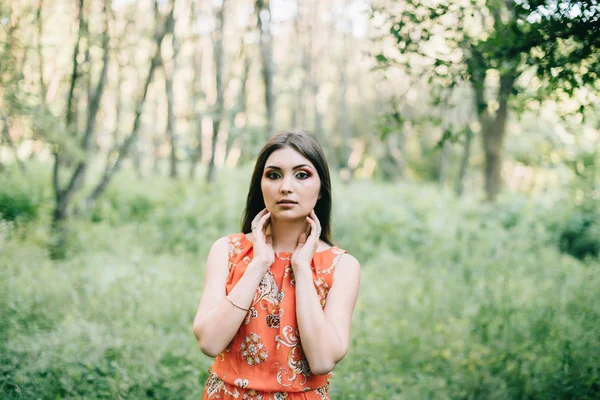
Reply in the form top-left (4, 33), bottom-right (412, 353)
top-left (225, 295), bottom-right (249, 312)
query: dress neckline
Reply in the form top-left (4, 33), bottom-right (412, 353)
top-left (241, 233), bottom-right (333, 258)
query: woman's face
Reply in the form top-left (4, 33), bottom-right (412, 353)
top-left (261, 147), bottom-right (321, 221)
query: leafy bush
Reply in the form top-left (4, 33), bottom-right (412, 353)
top-left (557, 197), bottom-right (600, 260)
top-left (0, 172), bottom-right (46, 224)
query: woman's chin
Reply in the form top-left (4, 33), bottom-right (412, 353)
top-left (270, 210), bottom-right (306, 221)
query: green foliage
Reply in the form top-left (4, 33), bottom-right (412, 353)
top-left (87, 168), bottom-right (249, 254)
top-left (2, 169), bottom-right (599, 399)
top-left (378, 0), bottom-right (599, 90)
top-left (0, 169), bottom-right (48, 224)
top-left (556, 196), bottom-right (600, 261)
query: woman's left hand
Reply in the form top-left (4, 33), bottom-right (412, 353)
top-left (291, 210), bottom-right (321, 272)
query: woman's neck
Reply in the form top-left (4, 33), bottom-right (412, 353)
top-left (266, 217), bottom-right (309, 253)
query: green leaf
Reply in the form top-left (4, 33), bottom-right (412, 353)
top-left (376, 54), bottom-right (388, 63)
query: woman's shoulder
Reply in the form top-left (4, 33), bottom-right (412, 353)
top-left (208, 233), bottom-right (244, 252)
top-left (331, 251), bottom-right (360, 286)
top-left (316, 243), bottom-right (359, 271)
top-left (211, 232), bottom-right (247, 244)
top-left (333, 249), bottom-right (360, 271)
top-left (207, 233), bottom-right (249, 264)
top-left (207, 235), bottom-right (229, 254)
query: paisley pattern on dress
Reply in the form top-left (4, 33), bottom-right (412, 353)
top-left (244, 270), bottom-right (282, 325)
top-left (228, 236), bottom-right (244, 271)
top-left (218, 342), bottom-right (232, 362)
top-left (244, 307), bottom-right (259, 326)
top-left (265, 309), bottom-right (283, 329)
top-left (313, 278), bottom-right (330, 308)
top-left (234, 378), bottom-right (249, 389)
top-left (283, 265), bottom-right (295, 286)
top-left (313, 385), bottom-right (330, 400)
top-left (254, 271), bottom-right (282, 311)
top-left (205, 371), bottom-right (240, 399)
top-left (243, 389), bottom-right (263, 400)
top-left (320, 247), bottom-right (345, 275)
top-left (274, 326), bottom-right (311, 386)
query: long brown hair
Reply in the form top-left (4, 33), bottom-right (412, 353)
top-left (241, 131), bottom-right (333, 245)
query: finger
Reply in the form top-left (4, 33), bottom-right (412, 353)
top-left (252, 208), bottom-right (268, 228)
top-left (304, 218), bottom-right (311, 236)
top-left (265, 234), bottom-right (273, 247)
top-left (296, 232), bottom-right (307, 247)
top-left (252, 208), bottom-right (268, 225)
top-left (311, 210), bottom-right (322, 236)
top-left (306, 216), bottom-right (318, 240)
top-left (256, 212), bottom-right (271, 235)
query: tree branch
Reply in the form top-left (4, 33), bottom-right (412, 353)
top-left (85, 0), bottom-right (175, 208)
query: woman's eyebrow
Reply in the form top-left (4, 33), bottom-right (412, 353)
top-left (265, 164), bottom-right (312, 170)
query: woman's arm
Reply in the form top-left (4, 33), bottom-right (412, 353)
top-left (192, 236), bottom-right (267, 357)
top-left (294, 253), bottom-right (361, 375)
top-left (193, 210), bottom-right (273, 357)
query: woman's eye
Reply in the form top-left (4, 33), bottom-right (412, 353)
top-left (296, 171), bottom-right (309, 180)
top-left (267, 172), bottom-right (281, 179)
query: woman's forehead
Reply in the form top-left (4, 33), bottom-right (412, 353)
top-left (264, 147), bottom-right (315, 169)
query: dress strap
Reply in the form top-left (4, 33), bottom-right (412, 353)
top-left (315, 246), bottom-right (346, 275)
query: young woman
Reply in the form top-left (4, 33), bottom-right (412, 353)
top-left (193, 131), bottom-right (361, 399)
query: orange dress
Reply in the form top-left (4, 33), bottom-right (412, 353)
top-left (202, 233), bottom-right (347, 400)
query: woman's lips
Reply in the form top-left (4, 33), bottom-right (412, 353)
top-left (277, 202), bottom-right (297, 208)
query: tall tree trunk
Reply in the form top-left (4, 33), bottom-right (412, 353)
top-left (256, 0), bottom-right (275, 137)
top-left (151, 96), bottom-right (162, 175)
top-left (225, 41), bottom-right (250, 162)
top-left (163, 11), bottom-right (179, 179)
top-left (188, 42), bottom-right (203, 179)
top-left (188, 0), bottom-right (203, 179)
top-left (338, 32), bottom-right (353, 178)
top-left (36, 0), bottom-right (46, 100)
top-left (469, 46), bottom-right (517, 202)
top-left (53, 0), bottom-right (109, 226)
top-left (439, 139), bottom-right (451, 188)
top-left (380, 133), bottom-right (405, 182)
top-left (0, 110), bottom-right (26, 173)
top-left (206, 0), bottom-right (226, 183)
top-left (479, 72), bottom-right (515, 201)
top-left (52, 0), bottom-right (84, 211)
top-left (455, 125), bottom-right (474, 196)
top-left (291, 1), bottom-right (302, 129)
top-left (308, 3), bottom-right (325, 144)
top-left (296, 0), bottom-right (308, 129)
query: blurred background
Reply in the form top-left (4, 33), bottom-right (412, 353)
top-left (1, 0), bottom-right (599, 398)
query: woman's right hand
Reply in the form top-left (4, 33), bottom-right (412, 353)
top-left (250, 208), bottom-right (274, 272)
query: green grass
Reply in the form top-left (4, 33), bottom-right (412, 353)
top-left (1, 167), bottom-right (599, 399)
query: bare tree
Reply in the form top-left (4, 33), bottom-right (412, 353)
top-left (85, 0), bottom-right (176, 208)
top-left (206, 0), bottom-right (226, 183)
top-left (256, 0), bottom-right (275, 137)
top-left (307, 2), bottom-right (324, 145)
top-left (162, 5), bottom-right (180, 178)
top-left (337, 20), bottom-right (353, 178)
top-left (225, 39), bottom-right (251, 162)
top-left (52, 0), bottom-right (110, 225)
top-left (438, 139), bottom-right (452, 188)
top-left (0, 2), bottom-right (28, 173)
top-left (188, 0), bottom-right (204, 179)
top-left (455, 126), bottom-right (474, 196)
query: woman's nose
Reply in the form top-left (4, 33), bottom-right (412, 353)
top-left (280, 176), bottom-right (292, 194)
